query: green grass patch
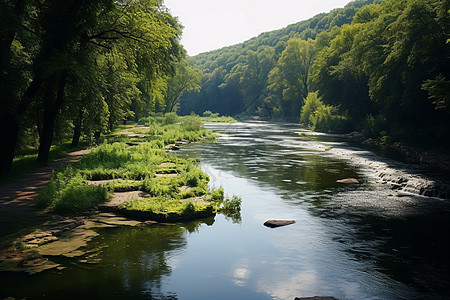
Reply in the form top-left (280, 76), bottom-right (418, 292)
top-left (202, 111), bottom-right (237, 123)
top-left (37, 114), bottom-right (240, 219)
top-left (37, 167), bottom-right (109, 215)
top-left (120, 196), bottom-right (209, 216)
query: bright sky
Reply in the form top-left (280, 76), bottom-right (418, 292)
top-left (164, 0), bottom-right (351, 56)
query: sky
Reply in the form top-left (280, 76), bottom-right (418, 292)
top-left (163, 0), bottom-right (352, 56)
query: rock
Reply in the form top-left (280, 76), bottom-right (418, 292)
top-left (336, 178), bottom-right (359, 184)
top-left (294, 297), bottom-right (338, 300)
top-left (263, 220), bottom-right (296, 228)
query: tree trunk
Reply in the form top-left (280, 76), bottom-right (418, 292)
top-left (0, 76), bottom-right (43, 176)
top-left (71, 108), bottom-right (83, 147)
top-left (0, 115), bottom-right (19, 177)
top-left (0, 0), bottom-right (27, 177)
top-left (37, 73), bottom-right (67, 163)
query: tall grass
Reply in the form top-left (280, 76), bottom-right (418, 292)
top-left (37, 115), bottom-right (218, 216)
top-left (37, 167), bottom-right (109, 215)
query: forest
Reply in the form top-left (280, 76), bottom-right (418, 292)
top-left (0, 0), bottom-right (202, 178)
top-left (1, 0), bottom-right (449, 176)
top-left (180, 0), bottom-right (450, 149)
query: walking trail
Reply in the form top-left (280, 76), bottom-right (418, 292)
top-left (0, 149), bottom-right (90, 239)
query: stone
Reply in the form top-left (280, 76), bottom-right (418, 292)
top-left (263, 220), bottom-right (296, 228)
top-left (336, 178), bottom-right (359, 184)
top-left (294, 297), bottom-right (338, 300)
top-left (38, 228), bottom-right (99, 257)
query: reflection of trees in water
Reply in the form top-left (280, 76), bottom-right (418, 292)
top-left (346, 212), bottom-right (450, 298)
top-left (90, 218), bottom-right (214, 299)
top-left (201, 140), bottom-right (358, 193)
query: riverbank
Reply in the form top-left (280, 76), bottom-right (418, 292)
top-left (344, 131), bottom-right (450, 173)
top-left (0, 114), bottom-right (241, 275)
top-left (305, 131), bottom-right (450, 201)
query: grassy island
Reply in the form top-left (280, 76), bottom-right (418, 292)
top-left (37, 113), bottom-right (241, 221)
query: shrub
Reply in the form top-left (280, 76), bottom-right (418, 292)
top-left (183, 164), bottom-right (208, 188)
top-left (210, 187), bottom-right (224, 202)
top-left (221, 195), bottom-right (242, 214)
top-left (300, 91), bottom-right (350, 133)
top-left (300, 92), bottom-right (321, 126)
top-left (37, 170), bottom-right (108, 215)
top-left (163, 112), bottom-right (179, 125)
top-left (202, 110), bottom-right (213, 117)
top-left (181, 114), bottom-right (203, 132)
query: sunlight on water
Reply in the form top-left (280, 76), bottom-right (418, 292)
top-left (1, 122), bottom-right (449, 300)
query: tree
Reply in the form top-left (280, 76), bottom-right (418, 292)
top-left (164, 60), bottom-right (202, 113)
top-left (0, 0), bottom-right (184, 176)
top-left (0, 0), bottom-right (36, 176)
top-left (266, 38), bottom-right (316, 120)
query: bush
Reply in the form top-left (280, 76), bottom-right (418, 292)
top-left (210, 187), bottom-right (224, 202)
top-left (202, 110), bottom-right (219, 118)
top-left (202, 110), bottom-right (213, 117)
top-left (181, 114), bottom-right (203, 132)
top-left (163, 112), bottom-right (179, 125)
top-left (221, 195), bottom-right (242, 214)
top-left (300, 92), bottom-right (322, 126)
top-left (37, 170), bottom-right (108, 215)
top-left (299, 91), bottom-right (350, 133)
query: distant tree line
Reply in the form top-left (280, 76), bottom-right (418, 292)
top-left (181, 0), bottom-right (449, 148)
top-left (0, 0), bottom-right (201, 177)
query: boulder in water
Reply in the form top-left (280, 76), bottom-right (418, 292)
top-left (336, 178), bottom-right (359, 184)
top-left (294, 297), bottom-right (338, 300)
top-left (263, 220), bottom-right (295, 228)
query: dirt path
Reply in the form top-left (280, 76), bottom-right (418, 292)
top-left (0, 149), bottom-right (90, 239)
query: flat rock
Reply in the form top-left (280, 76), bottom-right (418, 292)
top-left (263, 220), bottom-right (296, 228)
top-left (336, 178), bottom-right (359, 184)
top-left (38, 228), bottom-right (99, 257)
top-left (294, 297), bottom-right (338, 300)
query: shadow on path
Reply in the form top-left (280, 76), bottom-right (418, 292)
top-left (0, 149), bottom-right (90, 239)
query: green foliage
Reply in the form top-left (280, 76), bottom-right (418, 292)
top-left (162, 112), bottom-right (179, 125)
top-left (37, 120), bottom-right (218, 216)
top-left (221, 195), bottom-right (242, 214)
top-left (182, 164), bottom-right (209, 191)
top-left (362, 114), bottom-right (388, 138)
top-left (202, 111), bottom-right (217, 118)
top-left (164, 60), bottom-right (202, 113)
top-left (179, 0), bottom-right (372, 118)
top-left (209, 187), bottom-right (225, 203)
top-left (121, 196), bottom-right (208, 216)
top-left (266, 38), bottom-right (317, 120)
top-left (300, 92), bottom-right (349, 132)
top-left (309, 103), bottom-right (348, 132)
top-left (300, 92), bottom-right (322, 125)
top-left (37, 168), bottom-right (108, 215)
top-left (181, 114), bottom-right (204, 132)
top-left (201, 111), bottom-right (237, 123)
top-left (422, 74), bottom-right (450, 113)
top-left (0, 0), bottom-right (185, 176)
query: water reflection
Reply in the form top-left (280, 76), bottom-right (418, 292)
top-left (2, 122), bottom-right (449, 300)
top-left (0, 219), bottom-right (214, 299)
top-left (180, 122), bottom-right (450, 299)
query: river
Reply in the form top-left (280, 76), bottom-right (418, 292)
top-left (1, 121), bottom-right (449, 299)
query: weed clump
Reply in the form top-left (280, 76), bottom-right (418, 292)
top-left (37, 169), bottom-right (108, 215)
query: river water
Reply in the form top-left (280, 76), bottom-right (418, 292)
top-left (1, 122), bottom-right (449, 299)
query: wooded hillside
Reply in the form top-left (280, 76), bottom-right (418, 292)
top-left (181, 0), bottom-right (450, 148)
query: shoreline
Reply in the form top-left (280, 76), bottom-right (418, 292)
top-left (344, 131), bottom-right (450, 174)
